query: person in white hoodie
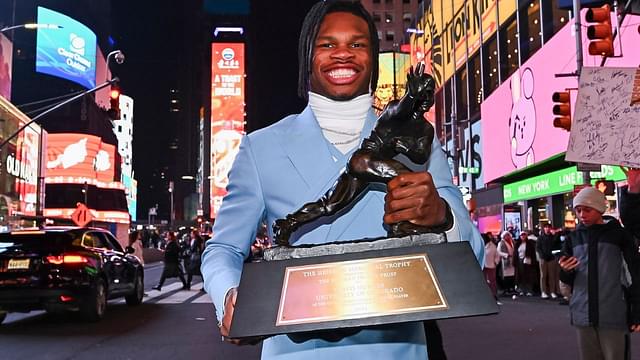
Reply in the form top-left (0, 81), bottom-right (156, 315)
top-left (482, 232), bottom-right (501, 303)
top-left (497, 230), bottom-right (517, 296)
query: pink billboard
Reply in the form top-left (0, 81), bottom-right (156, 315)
top-left (0, 33), bottom-right (13, 100)
top-left (481, 13), bottom-right (640, 182)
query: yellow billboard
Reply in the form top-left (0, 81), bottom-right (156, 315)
top-left (413, 0), bottom-right (515, 87)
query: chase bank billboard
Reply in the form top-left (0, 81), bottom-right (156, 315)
top-left (35, 7), bottom-right (97, 89)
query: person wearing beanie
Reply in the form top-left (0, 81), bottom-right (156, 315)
top-left (558, 186), bottom-right (640, 360)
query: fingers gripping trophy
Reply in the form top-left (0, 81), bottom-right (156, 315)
top-left (273, 63), bottom-right (449, 246)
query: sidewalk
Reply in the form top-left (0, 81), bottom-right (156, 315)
top-left (439, 295), bottom-right (640, 359)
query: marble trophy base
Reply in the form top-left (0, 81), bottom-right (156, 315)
top-left (229, 233), bottom-right (498, 339)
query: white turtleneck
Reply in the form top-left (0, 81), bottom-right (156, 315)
top-left (308, 92), bottom-right (372, 154)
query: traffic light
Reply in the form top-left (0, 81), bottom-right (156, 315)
top-left (552, 91), bottom-right (571, 131)
top-left (108, 83), bottom-right (121, 120)
top-left (585, 4), bottom-right (614, 57)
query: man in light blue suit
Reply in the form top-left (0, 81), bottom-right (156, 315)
top-left (201, 1), bottom-right (484, 359)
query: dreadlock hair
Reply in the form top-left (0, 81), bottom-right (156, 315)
top-left (297, 0), bottom-right (380, 101)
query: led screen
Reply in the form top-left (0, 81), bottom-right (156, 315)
top-left (210, 43), bottom-right (245, 218)
top-left (45, 133), bottom-right (116, 184)
top-left (480, 13), bottom-right (640, 182)
top-left (36, 7), bottom-right (97, 89)
top-left (0, 33), bottom-right (13, 100)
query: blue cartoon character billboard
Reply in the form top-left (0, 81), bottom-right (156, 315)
top-left (35, 7), bottom-right (97, 89)
top-left (509, 68), bottom-right (536, 169)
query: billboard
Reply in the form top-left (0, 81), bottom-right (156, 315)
top-left (210, 43), bottom-right (245, 217)
top-left (122, 173), bottom-right (137, 221)
top-left (375, 52), bottom-right (411, 113)
top-left (113, 95), bottom-right (134, 178)
top-left (45, 133), bottom-right (117, 186)
top-left (36, 7), bottom-right (97, 89)
top-left (0, 33), bottom-right (13, 100)
top-left (411, 0), bottom-right (513, 87)
top-left (480, 13), bottom-right (640, 182)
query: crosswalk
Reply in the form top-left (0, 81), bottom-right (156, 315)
top-left (111, 281), bottom-right (212, 305)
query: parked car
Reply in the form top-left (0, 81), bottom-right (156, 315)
top-left (0, 227), bottom-right (144, 324)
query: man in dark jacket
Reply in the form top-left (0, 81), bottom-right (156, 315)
top-left (559, 187), bottom-right (640, 360)
top-left (536, 223), bottom-right (560, 299)
top-left (620, 167), bottom-right (640, 238)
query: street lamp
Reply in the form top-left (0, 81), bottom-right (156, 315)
top-left (0, 23), bottom-right (62, 33)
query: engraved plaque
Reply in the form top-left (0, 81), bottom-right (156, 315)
top-left (276, 254), bottom-right (447, 326)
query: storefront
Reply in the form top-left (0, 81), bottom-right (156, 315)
top-left (502, 165), bottom-right (626, 232)
top-left (0, 96), bottom-right (44, 230)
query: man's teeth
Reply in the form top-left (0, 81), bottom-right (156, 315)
top-left (328, 69), bottom-right (356, 78)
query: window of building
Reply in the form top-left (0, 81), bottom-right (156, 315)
top-left (518, 0), bottom-right (542, 63)
top-left (455, 68), bottom-right (468, 122)
top-left (385, 31), bottom-right (395, 42)
top-left (482, 34), bottom-right (499, 97)
top-left (468, 53), bottom-right (482, 119)
top-left (385, 13), bottom-right (393, 23)
top-left (403, 0), bottom-right (411, 3)
top-left (377, 30), bottom-right (383, 40)
top-left (385, 0), bottom-right (393, 4)
top-left (542, 0), bottom-right (569, 42)
top-left (403, 12), bottom-right (412, 23)
top-left (499, 16), bottom-right (519, 81)
top-left (373, 0), bottom-right (381, 3)
top-left (373, 12), bottom-right (381, 23)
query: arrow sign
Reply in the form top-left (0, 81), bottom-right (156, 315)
top-left (71, 203), bottom-right (94, 227)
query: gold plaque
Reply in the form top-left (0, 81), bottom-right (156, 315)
top-left (276, 253), bottom-right (447, 326)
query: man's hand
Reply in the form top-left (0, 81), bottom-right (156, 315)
top-left (219, 288), bottom-right (265, 345)
top-left (631, 324), bottom-right (640, 332)
top-left (384, 172), bottom-right (446, 227)
top-left (622, 167), bottom-right (640, 194)
top-left (558, 256), bottom-right (579, 272)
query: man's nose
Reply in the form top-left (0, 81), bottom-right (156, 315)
top-left (330, 46), bottom-right (355, 60)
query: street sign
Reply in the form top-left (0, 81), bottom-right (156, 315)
top-left (149, 207), bottom-right (157, 216)
top-left (71, 203), bottom-right (93, 227)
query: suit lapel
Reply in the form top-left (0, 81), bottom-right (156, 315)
top-left (277, 106), bottom-right (337, 193)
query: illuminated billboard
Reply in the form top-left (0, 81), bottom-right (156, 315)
top-left (480, 13), bottom-right (640, 182)
top-left (122, 173), bottom-right (137, 221)
top-left (45, 133), bottom-right (117, 186)
top-left (0, 97), bottom-right (43, 219)
top-left (0, 33), bottom-right (13, 100)
top-left (36, 7), bottom-right (97, 89)
top-left (374, 52), bottom-right (411, 114)
top-left (210, 43), bottom-right (245, 217)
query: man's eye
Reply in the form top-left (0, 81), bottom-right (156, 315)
top-left (351, 43), bottom-right (363, 48)
top-left (318, 43), bottom-right (334, 48)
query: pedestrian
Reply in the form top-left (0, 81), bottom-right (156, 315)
top-left (184, 230), bottom-right (204, 290)
top-left (497, 231), bottom-right (517, 297)
top-left (482, 232), bottom-right (501, 303)
top-left (536, 223), bottom-right (559, 299)
top-left (514, 231), bottom-right (537, 296)
top-left (128, 230), bottom-right (144, 266)
top-left (200, 0), bottom-right (483, 357)
top-left (620, 167), bottom-right (640, 237)
top-left (558, 186), bottom-right (640, 360)
top-left (152, 232), bottom-right (187, 291)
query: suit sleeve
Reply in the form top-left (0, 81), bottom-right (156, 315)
top-left (201, 136), bottom-right (266, 322)
top-left (426, 136), bottom-right (484, 264)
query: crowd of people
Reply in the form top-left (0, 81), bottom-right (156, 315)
top-left (482, 223), bottom-right (571, 304)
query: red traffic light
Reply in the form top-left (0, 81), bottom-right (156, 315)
top-left (108, 83), bottom-right (121, 120)
top-left (585, 4), bottom-right (614, 57)
top-left (552, 91), bottom-right (571, 131)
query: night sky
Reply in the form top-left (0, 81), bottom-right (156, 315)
top-left (110, 0), bottom-right (318, 218)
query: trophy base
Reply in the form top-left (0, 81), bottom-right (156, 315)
top-left (229, 235), bottom-right (497, 339)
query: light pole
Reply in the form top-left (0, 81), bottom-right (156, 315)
top-left (169, 181), bottom-right (174, 230)
top-left (0, 23), bottom-right (62, 33)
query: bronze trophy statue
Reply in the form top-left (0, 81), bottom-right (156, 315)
top-left (273, 63), bottom-right (448, 246)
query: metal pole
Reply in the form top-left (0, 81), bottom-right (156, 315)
top-left (0, 78), bottom-right (118, 150)
top-left (573, 0), bottom-right (583, 75)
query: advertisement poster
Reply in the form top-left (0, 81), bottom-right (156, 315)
top-left (0, 33), bottom-right (13, 100)
top-left (210, 43), bottom-right (245, 217)
top-left (36, 7), bottom-right (97, 89)
top-left (45, 133), bottom-right (116, 185)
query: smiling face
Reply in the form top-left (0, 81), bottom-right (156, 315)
top-left (309, 12), bottom-right (372, 101)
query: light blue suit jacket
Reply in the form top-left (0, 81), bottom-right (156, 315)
top-left (201, 106), bottom-right (484, 360)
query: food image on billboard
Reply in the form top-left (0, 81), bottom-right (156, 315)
top-left (45, 133), bottom-right (116, 185)
top-left (35, 7), bottom-right (97, 89)
top-left (210, 43), bottom-right (245, 217)
top-left (0, 33), bottom-right (13, 100)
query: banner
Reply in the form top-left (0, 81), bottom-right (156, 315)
top-left (210, 43), bottom-right (245, 217)
top-left (0, 33), bottom-right (13, 100)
